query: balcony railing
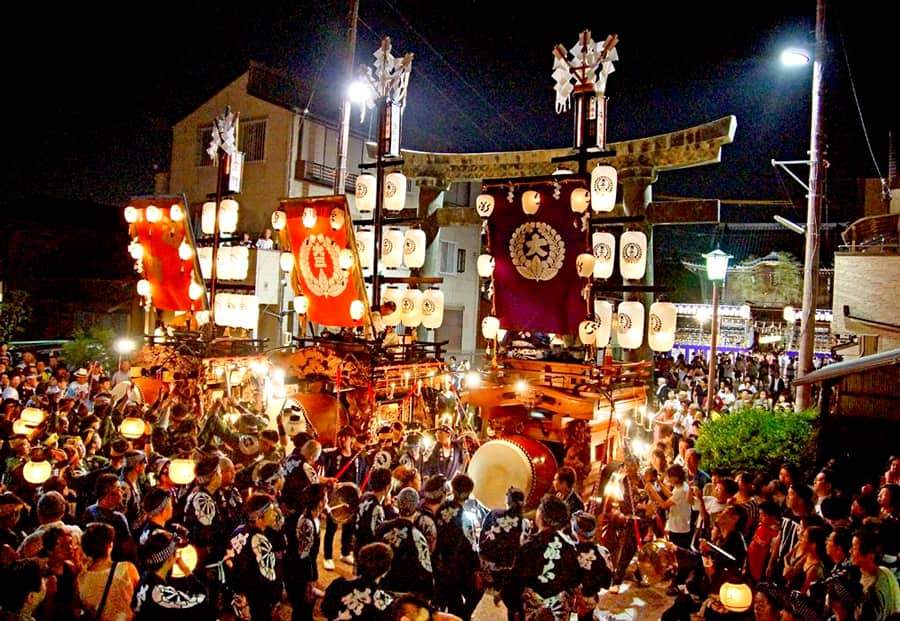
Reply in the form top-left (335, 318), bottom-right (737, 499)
top-left (296, 160), bottom-right (358, 194)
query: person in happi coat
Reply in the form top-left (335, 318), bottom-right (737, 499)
top-left (478, 486), bottom-right (531, 620)
top-left (321, 542), bottom-right (396, 621)
top-left (570, 511), bottom-right (613, 621)
top-left (354, 467), bottom-right (398, 559)
top-left (375, 487), bottom-right (434, 602)
top-left (433, 473), bottom-right (482, 619)
top-left (284, 483), bottom-right (328, 621)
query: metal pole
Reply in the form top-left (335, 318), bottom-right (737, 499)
top-left (333, 0), bottom-right (359, 195)
top-left (706, 281), bottom-right (719, 417)
top-left (796, 0), bottom-right (826, 411)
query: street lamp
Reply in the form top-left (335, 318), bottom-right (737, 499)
top-left (703, 248), bottom-right (732, 416)
top-left (114, 337), bottom-right (136, 368)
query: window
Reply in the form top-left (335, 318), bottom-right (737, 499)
top-left (197, 118), bottom-right (267, 166)
top-left (439, 241), bottom-right (466, 274)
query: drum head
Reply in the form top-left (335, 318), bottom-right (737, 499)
top-left (328, 482), bottom-right (360, 524)
top-left (469, 438), bottom-right (554, 510)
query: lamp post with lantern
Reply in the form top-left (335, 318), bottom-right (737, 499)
top-left (703, 248), bottom-right (732, 416)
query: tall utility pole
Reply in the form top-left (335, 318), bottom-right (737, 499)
top-left (333, 0), bottom-right (359, 195)
top-left (795, 0), bottom-right (826, 411)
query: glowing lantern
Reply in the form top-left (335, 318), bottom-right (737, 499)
top-left (171, 544), bottom-right (198, 578)
top-left (279, 252), bottom-right (295, 273)
top-left (168, 458), bottom-right (196, 485)
top-left (403, 228), bottom-right (427, 268)
top-left (382, 228), bottom-right (404, 268)
top-left (201, 201), bottom-right (216, 235)
top-left (421, 288), bottom-right (445, 329)
top-left (616, 301), bottom-right (645, 350)
top-left (302, 207), bottom-right (317, 228)
top-left (619, 230), bottom-right (648, 280)
top-left (570, 188), bottom-right (591, 213)
top-left (20, 407), bottom-right (45, 426)
top-left (329, 208), bottom-right (345, 231)
top-left (339, 248), bottom-right (354, 271)
top-left (218, 199), bottom-right (239, 233)
top-left (475, 194), bottom-right (495, 218)
top-left (178, 242), bottom-right (193, 261)
top-left (719, 582), bottom-right (753, 613)
top-left (128, 241), bottom-right (144, 261)
top-left (522, 190), bottom-right (541, 215)
top-left (592, 232), bottom-right (616, 279)
top-left (576, 253), bottom-right (595, 278)
top-left (123, 206), bottom-right (138, 223)
top-left (169, 204), bottom-right (184, 222)
top-left (12, 419), bottom-right (34, 435)
top-left (23, 460), bottom-right (52, 485)
top-left (400, 289), bottom-right (423, 327)
top-left (476, 254), bottom-right (495, 278)
top-left (384, 172), bottom-right (407, 212)
top-left (382, 287), bottom-right (403, 326)
top-left (293, 295), bottom-right (309, 315)
top-left (356, 228), bottom-right (373, 269)
top-left (271, 209), bottom-right (287, 231)
top-left (350, 299), bottom-right (365, 321)
top-left (355, 174), bottom-right (377, 212)
top-left (590, 165), bottom-right (617, 212)
top-left (145, 205), bottom-right (162, 223)
top-left (120, 416), bottom-right (146, 439)
top-left (783, 306), bottom-right (796, 322)
top-left (594, 300), bottom-right (614, 348)
top-left (482, 316), bottom-right (500, 340)
top-left (188, 281), bottom-right (204, 301)
top-left (648, 302), bottom-right (677, 352)
top-left (579, 320), bottom-right (600, 345)
top-left (195, 310), bottom-right (210, 326)
top-left (136, 279), bottom-right (151, 297)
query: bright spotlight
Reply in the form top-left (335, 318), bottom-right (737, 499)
top-left (115, 338), bottom-right (136, 355)
top-left (781, 47), bottom-right (811, 67)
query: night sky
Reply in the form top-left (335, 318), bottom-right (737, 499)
top-left (3, 0), bottom-right (894, 224)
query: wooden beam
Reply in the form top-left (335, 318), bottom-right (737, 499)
top-left (647, 199), bottom-right (720, 225)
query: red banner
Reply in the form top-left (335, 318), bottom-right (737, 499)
top-left (282, 196), bottom-right (368, 328)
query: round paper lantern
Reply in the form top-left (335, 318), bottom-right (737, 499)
top-left (20, 407), bottom-right (45, 426)
top-left (384, 172), bottom-right (407, 212)
top-left (12, 419), bottom-right (34, 435)
top-left (475, 193), bottom-right (495, 218)
top-left (128, 241), bottom-right (144, 261)
top-left (783, 306), bottom-right (796, 322)
top-left (178, 242), bottom-right (193, 261)
top-left (120, 416), bottom-right (146, 439)
top-left (522, 190), bottom-right (541, 215)
top-left (136, 279), bottom-right (151, 297)
top-left (171, 544), bottom-right (198, 578)
top-left (590, 165), bottom-right (618, 212)
top-left (382, 228), bottom-right (404, 268)
top-left (382, 287), bottom-right (403, 326)
top-left (279, 251), bottom-right (295, 273)
top-left (619, 230), bottom-right (648, 281)
top-left (617, 301), bottom-right (645, 350)
top-left (576, 253), bottom-right (595, 278)
top-left (719, 582), bottom-right (753, 613)
top-left (302, 207), bottom-right (317, 228)
top-left (188, 282), bottom-right (204, 301)
top-left (169, 458), bottom-right (196, 485)
top-left (648, 302), bottom-right (677, 352)
top-left (169, 204), bottom-right (185, 222)
top-left (271, 209), bottom-right (287, 231)
top-left (293, 295), bottom-right (308, 315)
top-left (339, 248), bottom-right (355, 270)
top-left (145, 205), bottom-right (162, 223)
top-left (330, 208), bottom-right (345, 231)
top-left (579, 320), bottom-right (600, 345)
top-left (422, 288), bottom-right (445, 329)
top-left (570, 188), bottom-right (591, 213)
top-left (201, 201), bottom-right (216, 235)
top-left (350, 299), bottom-right (365, 321)
top-left (355, 174), bottom-right (376, 212)
top-left (23, 460), bottom-right (52, 485)
top-left (123, 205), bottom-right (138, 223)
top-left (400, 288), bottom-right (423, 327)
top-left (218, 199), bottom-right (239, 233)
top-left (476, 254), bottom-right (495, 278)
top-left (403, 228), bottom-right (427, 268)
top-left (356, 228), bottom-right (373, 269)
top-left (592, 232), bottom-right (616, 279)
top-left (482, 316), bottom-right (500, 340)
top-left (594, 300), bottom-right (614, 347)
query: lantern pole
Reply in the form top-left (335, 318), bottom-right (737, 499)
top-left (206, 107), bottom-right (239, 333)
top-left (703, 249), bottom-right (731, 417)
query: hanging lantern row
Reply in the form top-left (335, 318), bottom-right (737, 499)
top-left (197, 246), bottom-right (250, 281)
top-left (213, 293), bottom-right (260, 329)
top-left (355, 172), bottom-right (408, 213)
top-left (354, 227), bottom-right (426, 270)
top-left (590, 230), bottom-right (648, 281)
top-left (200, 198), bottom-right (240, 235)
top-left (124, 203), bottom-right (185, 225)
top-left (576, 300), bottom-right (676, 352)
top-left (380, 286), bottom-right (444, 329)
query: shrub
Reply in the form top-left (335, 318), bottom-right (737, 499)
top-left (694, 406), bottom-right (818, 482)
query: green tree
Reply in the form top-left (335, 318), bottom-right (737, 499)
top-left (0, 290), bottom-right (32, 344)
top-left (695, 406), bottom-right (818, 482)
top-left (60, 327), bottom-right (116, 371)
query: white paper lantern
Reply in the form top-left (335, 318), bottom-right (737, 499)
top-left (178, 242), bottom-right (193, 261)
top-left (384, 172), bottom-right (407, 212)
top-left (570, 188), bottom-right (591, 213)
top-left (481, 316), bottom-right (500, 340)
top-left (235, 294), bottom-right (259, 330)
top-left (400, 288), bottom-right (423, 327)
top-left (20, 408), bottom-right (45, 426)
top-left (579, 320), bottom-right (600, 345)
top-left (330, 208), bottom-right (345, 231)
top-left (648, 302), bottom-right (677, 352)
top-left (421, 288), bottom-right (444, 329)
top-left (271, 209), bottom-right (287, 231)
top-left (476, 254), bottom-right (495, 278)
top-left (593, 300), bottom-right (613, 347)
top-left (350, 299), bottom-right (365, 321)
top-left (590, 165), bottom-right (617, 212)
top-left (617, 301), bottom-right (645, 350)
top-left (280, 251), bottom-right (295, 273)
top-left (576, 253), bottom-right (595, 278)
top-left (124, 205), bottom-right (138, 223)
top-left (475, 193), bottom-right (495, 218)
top-left (201, 201), bottom-right (216, 235)
top-left (195, 310), bottom-right (210, 326)
top-left (356, 228), bottom-right (373, 269)
top-left (355, 174), bottom-right (377, 212)
top-left (128, 241), bottom-right (144, 261)
top-left (146, 205), bottom-right (162, 223)
top-left (171, 544), bottom-right (198, 578)
top-left (382, 228), bottom-right (404, 268)
top-left (592, 232), bottom-right (616, 280)
top-left (197, 247), bottom-right (213, 279)
top-left (169, 204), bottom-right (184, 222)
top-left (382, 287), bottom-right (403, 326)
top-left (339, 248), bottom-right (355, 270)
top-left (23, 460), bottom-right (52, 485)
top-left (293, 295), bottom-right (309, 315)
top-left (302, 207), bottom-right (317, 228)
top-left (188, 281), bottom-right (204, 301)
top-left (403, 228), bottom-right (427, 268)
top-left (136, 279), bottom-right (151, 297)
top-left (619, 230), bottom-right (648, 281)
top-left (168, 458), bottom-right (196, 485)
top-left (218, 199), bottom-right (239, 233)
top-left (522, 190), bottom-right (541, 215)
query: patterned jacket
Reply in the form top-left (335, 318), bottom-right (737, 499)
top-left (375, 516), bottom-right (434, 600)
top-left (321, 576), bottom-right (394, 621)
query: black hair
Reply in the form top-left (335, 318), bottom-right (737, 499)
top-left (357, 542), bottom-right (393, 580)
top-left (0, 558), bottom-right (43, 612)
top-left (368, 466), bottom-right (393, 493)
top-left (81, 522), bottom-right (115, 559)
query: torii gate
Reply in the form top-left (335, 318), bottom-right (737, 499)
top-left (376, 114), bottom-right (737, 361)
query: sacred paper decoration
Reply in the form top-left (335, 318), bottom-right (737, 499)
top-left (349, 299), bottom-right (365, 321)
top-left (481, 316), bottom-right (500, 339)
top-left (403, 228), bottom-right (426, 268)
top-left (579, 320), bottom-right (600, 345)
top-left (356, 227), bottom-right (373, 269)
top-left (382, 228), bottom-right (404, 268)
top-left (219, 199), bottom-right (239, 233)
top-left (592, 231), bottom-right (615, 279)
top-left (648, 301), bottom-right (677, 352)
top-left (570, 188), bottom-right (591, 213)
top-left (616, 301), bottom-right (645, 349)
top-left (381, 287), bottom-right (404, 326)
top-left (329, 208), bottom-right (345, 231)
top-left (619, 230), bottom-right (647, 280)
top-left (576, 253), bottom-right (595, 278)
top-left (355, 174), bottom-right (376, 212)
top-left (476, 254), bottom-right (495, 278)
top-left (421, 288), bottom-right (445, 329)
top-left (400, 288), bottom-right (423, 327)
top-left (522, 190), bottom-right (542, 215)
top-left (201, 202), bottom-right (216, 235)
top-left (384, 172), bottom-right (407, 212)
top-left (475, 193), bottom-right (495, 218)
top-left (593, 300), bottom-right (613, 347)
top-left (590, 165), bottom-right (617, 212)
